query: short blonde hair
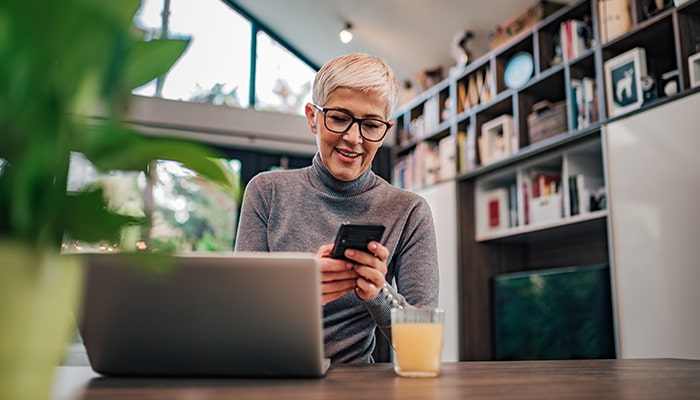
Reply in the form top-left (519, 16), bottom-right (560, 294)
top-left (312, 53), bottom-right (400, 118)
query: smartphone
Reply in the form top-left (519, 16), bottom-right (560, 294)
top-left (330, 223), bottom-right (386, 260)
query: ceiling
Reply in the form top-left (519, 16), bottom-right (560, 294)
top-left (232, 0), bottom-right (574, 87)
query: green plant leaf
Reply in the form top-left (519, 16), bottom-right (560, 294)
top-left (97, 0), bottom-right (142, 29)
top-left (76, 121), bottom-right (234, 189)
top-left (60, 189), bottom-right (145, 244)
top-left (125, 39), bottom-right (190, 90)
top-left (1, 1), bottom-right (230, 251)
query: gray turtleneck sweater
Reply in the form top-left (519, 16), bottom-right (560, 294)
top-left (235, 153), bottom-right (439, 364)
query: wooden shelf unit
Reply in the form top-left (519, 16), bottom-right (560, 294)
top-left (391, 0), bottom-right (700, 360)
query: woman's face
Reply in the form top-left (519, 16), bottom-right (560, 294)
top-left (305, 87), bottom-right (393, 181)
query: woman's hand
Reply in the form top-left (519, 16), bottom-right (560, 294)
top-left (343, 241), bottom-right (389, 301)
top-left (316, 243), bottom-right (359, 305)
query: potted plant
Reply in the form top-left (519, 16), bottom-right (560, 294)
top-left (0, 1), bottom-right (235, 398)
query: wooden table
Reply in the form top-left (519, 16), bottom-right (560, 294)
top-left (52, 358), bottom-right (700, 400)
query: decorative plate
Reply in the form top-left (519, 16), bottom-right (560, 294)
top-left (504, 52), bottom-right (534, 90)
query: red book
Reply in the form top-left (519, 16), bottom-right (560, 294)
top-left (489, 198), bottom-right (501, 228)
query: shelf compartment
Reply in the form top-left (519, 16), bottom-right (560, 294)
top-left (677, 1), bottom-right (700, 90)
top-left (495, 35), bottom-right (535, 94)
top-left (474, 96), bottom-right (515, 166)
top-left (537, 0), bottom-right (594, 72)
top-left (473, 134), bottom-right (606, 242)
top-left (602, 12), bottom-right (677, 77)
top-left (456, 62), bottom-right (496, 115)
top-left (475, 168), bottom-right (518, 238)
top-left (517, 70), bottom-right (568, 149)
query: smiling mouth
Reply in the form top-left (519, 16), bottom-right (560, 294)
top-left (336, 148), bottom-right (361, 158)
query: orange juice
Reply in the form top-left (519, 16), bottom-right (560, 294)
top-left (392, 322), bottom-right (444, 377)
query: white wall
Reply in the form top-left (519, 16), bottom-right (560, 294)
top-left (605, 91), bottom-right (700, 359)
top-left (416, 180), bottom-right (460, 362)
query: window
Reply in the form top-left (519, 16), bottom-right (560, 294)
top-left (254, 31), bottom-right (315, 115)
top-left (65, 152), bottom-right (242, 253)
top-left (133, 0), bottom-right (251, 107)
top-left (150, 159), bottom-right (241, 252)
top-left (133, 0), bottom-right (316, 116)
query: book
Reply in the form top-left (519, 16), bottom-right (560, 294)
top-left (559, 19), bottom-right (588, 62)
top-left (571, 79), bottom-right (583, 130)
top-left (522, 181), bottom-right (531, 225)
top-left (568, 175), bottom-right (580, 216)
top-left (560, 21), bottom-right (570, 62)
top-left (475, 69), bottom-right (485, 105)
top-left (599, 0), bottom-right (632, 43)
top-left (457, 131), bottom-right (466, 173)
top-left (422, 97), bottom-right (440, 135)
top-left (412, 143), bottom-right (426, 190)
top-left (467, 75), bottom-right (480, 108)
top-left (480, 66), bottom-right (493, 103)
top-left (438, 135), bottom-right (457, 181)
top-left (509, 183), bottom-right (518, 228)
top-left (457, 125), bottom-right (477, 173)
top-left (413, 141), bottom-right (441, 189)
top-left (582, 77), bottom-right (598, 125)
top-left (569, 173), bottom-right (605, 215)
top-left (571, 20), bottom-right (588, 59)
top-left (457, 82), bottom-right (467, 113)
top-left (528, 169), bottom-right (560, 198)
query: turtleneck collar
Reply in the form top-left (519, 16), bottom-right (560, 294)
top-left (307, 153), bottom-right (376, 197)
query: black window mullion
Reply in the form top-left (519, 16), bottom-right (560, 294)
top-left (249, 22), bottom-right (258, 108)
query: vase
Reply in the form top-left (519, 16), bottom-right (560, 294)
top-left (0, 241), bottom-right (84, 400)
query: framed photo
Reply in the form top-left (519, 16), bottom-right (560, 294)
top-left (604, 47), bottom-right (647, 117)
top-left (478, 114), bottom-right (515, 165)
top-left (688, 52), bottom-right (700, 89)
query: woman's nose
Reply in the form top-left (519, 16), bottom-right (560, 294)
top-left (343, 121), bottom-right (364, 144)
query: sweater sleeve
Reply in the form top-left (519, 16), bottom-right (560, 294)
top-left (363, 197), bottom-right (440, 343)
top-left (234, 174), bottom-right (270, 252)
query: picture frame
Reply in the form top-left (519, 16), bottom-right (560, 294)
top-left (604, 47), bottom-right (647, 117)
top-left (479, 114), bottom-right (515, 165)
top-left (480, 187), bottom-right (509, 232)
top-left (688, 52), bottom-right (700, 89)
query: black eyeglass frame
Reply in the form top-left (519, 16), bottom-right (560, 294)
top-left (312, 104), bottom-right (391, 142)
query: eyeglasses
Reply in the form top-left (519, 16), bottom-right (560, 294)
top-left (313, 104), bottom-right (390, 142)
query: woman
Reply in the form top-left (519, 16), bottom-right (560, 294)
top-left (235, 53), bottom-right (439, 363)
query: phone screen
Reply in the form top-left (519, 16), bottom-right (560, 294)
top-left (330, 223), bottom-right (386, 260)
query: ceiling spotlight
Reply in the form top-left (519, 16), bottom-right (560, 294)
top-left (339, 23), bottom-right (353, 44)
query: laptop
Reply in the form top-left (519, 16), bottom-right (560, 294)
top-left (78, 251), bottom-right (330, 378)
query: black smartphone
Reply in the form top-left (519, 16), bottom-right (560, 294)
top-left (330, 223), bottom-right (386, 260)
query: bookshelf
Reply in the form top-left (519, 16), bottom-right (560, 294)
top-left (391, 0), bottom-right (700, 360)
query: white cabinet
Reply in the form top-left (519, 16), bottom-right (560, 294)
top-left (416, 180), bottom-right (459, 362)
top-left (605, 91), bottom-right (700, 359)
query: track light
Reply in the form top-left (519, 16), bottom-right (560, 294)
top-left (339, 23), bottom-right (353, 44)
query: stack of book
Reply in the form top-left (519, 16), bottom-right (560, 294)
top-left (559, 18), bottom-right (591, 61)
top-left (392, 135), bottom-right (459, 190)
top-left (568, 173), bottom-right (605, 216)
top-left (570, 77), bottom-right (599, 130)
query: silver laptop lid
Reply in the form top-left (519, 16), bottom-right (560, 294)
top-left (79, 252), bottom-right (329, 378)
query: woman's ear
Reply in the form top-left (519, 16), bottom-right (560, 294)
top-left (304, 103), bottom-right (318, 134)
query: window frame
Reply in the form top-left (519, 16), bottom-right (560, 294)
top-left (143, 0), bottom-right (320, 112)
